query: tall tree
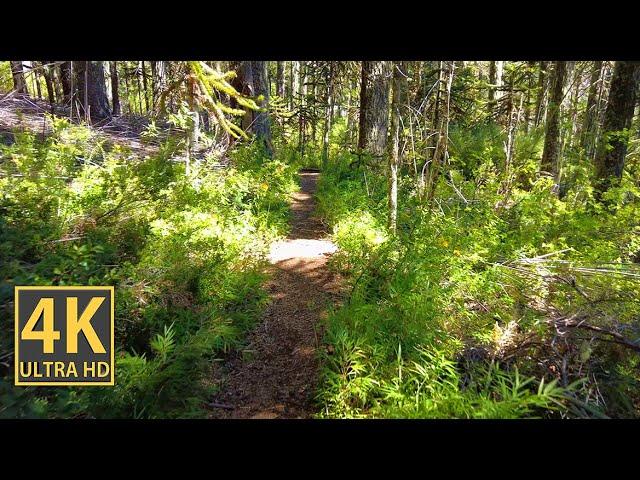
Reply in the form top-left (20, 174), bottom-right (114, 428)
top-left (357, 61), bottom-right (391, 156)
top-left (298, 61), bottom-right (307, 158)
top-left (388, 61), bottom-right (408, 233)
top-left (276, 61), bottom-right (285, 98)
top-left (594, 61), bottom-right (640, 194)
top-left (230, 61), bottom-right (273, 157)
top-left (141, 61), bottom-right (150, 112)
top-left (286, 61), bottom-right (295, 109)
top-left (423, 61), bottom-right (455, 201)
top-left (488, 60), bottom-right (504, 115)
top-left (357, 61), bottom-right (369, 152)
top-left (321, 62), bottom-right (335, 168)
top-left (109, 62), bottom-right (121, 116)
top-left (534, 61), bottom-right (548, 127)
top-left (58, 61), bottom-right (72, 104)
top-left (581, 61), bottom-right (603, 158)
top-left (250, 61), bottom-right (273, 157)
top-left (74, 61), bottom-right (111, 123)
top-left (10, 61), bottom-right (27, 94)
top-left (540, 61), bottom-right (567, 185)
top-left (151, 61), bottom-right (167, 109)
top-left (40, 61), bottom-right (56, 110)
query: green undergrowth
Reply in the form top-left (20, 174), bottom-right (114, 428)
top-left (315, 125), bottom-right (640, 419)
top-left (0, 117), bottom-right (297, 418)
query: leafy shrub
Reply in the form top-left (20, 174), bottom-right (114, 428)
top-left (0, 120), bottom-right (297, 418)
top-left (315, 122), bottom-right (640, 419)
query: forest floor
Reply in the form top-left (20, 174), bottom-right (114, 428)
top-left (0, 94), bottom-right (160, 156)
top-left (207, 171), bottom-right (344, 419)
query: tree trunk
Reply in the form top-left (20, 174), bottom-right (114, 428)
top-left (425, 62), bottom-right (455, 202)
top-left (141, 61), bottom-right (150, 112)
top-left (298, 61), bottom-right (306, 158)
top-left (358, 61), bottom-right (391, 156)
top-left (540, 61), bottom-right (567, 186)
top-left (346, 80), bottom-right (355, 145)
top-left (534, 61), bottom-right (548, 127)
top-left (135, 63), bottom-right (144, 114)
top-left (151, 61), bottom-right (167, 109)
top-left (109, 62), bottom-right (121, 116)
top-left (250, 61), bottom-right (273, 157)
top-left (31, 63), bottom-right (42, 99)
top-left (287, 61), bottom-right (294, 109)
top-left (10, 61), bottom-right (28, 94)
top-left (523, 61), bottom-right (535, 133)
top-left (59, 62), bottom-right (72, 104)
top-left (357, 61), bottom-right (369, 152)
top-left (276, 61), bottom-right (285, 98)
top-left (322, 63), bottom-right (335, 168)
top-left (388, 62), bottom-right (408, 233)
top-left (581, 61), bottom-right (603, 159)
top-left (74, 61), bottom-right (111, 123)
top-left (40, 61), bottom-right (56, 110)
top-left (567, 63), bottom-right (582, 152)
top-left (594, 61), bottom-right (640, 194)
top-left (231, 61), bottom-right (273, 157)
top-left (488, 60), bottom-right (503, 116)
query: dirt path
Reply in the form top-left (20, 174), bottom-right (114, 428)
top-left (207, 171), bottom-right (342, 419)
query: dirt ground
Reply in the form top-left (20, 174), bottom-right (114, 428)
top-left (207, 171), bottom-right (343, 419)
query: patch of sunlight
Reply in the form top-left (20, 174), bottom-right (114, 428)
top-left (268, 239), bottom-right (337, 263)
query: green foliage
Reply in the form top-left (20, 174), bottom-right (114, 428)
top-left (0, 119), bottom-right (297, 418)
top-left (0, 61), bottom-right (14, 92)
top-left (156, 61), bottom-right (261, 140)
top-left (315, 121), bottom-right (640, 419)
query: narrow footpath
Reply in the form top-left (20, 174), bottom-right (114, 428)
top-left (208, 171), bottom-right (342, 419)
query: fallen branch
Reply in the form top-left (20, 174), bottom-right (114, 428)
top-left (552, 315), bottom-right (640, 353)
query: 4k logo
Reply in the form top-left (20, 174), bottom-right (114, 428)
top-left (14, 287), bottom-right (114, 386)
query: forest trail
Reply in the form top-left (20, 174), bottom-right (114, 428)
top-left (207, 171), bottom-right (343, 419)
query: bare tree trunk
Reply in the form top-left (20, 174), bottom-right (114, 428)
top-left (276, 61), bottom-right (284, 97)
top-left (534, 61), bottom-right (548, 127)
top-left (40, 61), bottom-right (56, 112)
top-left (357, 61), bottom-right (369, 152)
top-left (358, 61), bottom-right (391, 156)
top-left (298, 61), bottom-right (306, 159)
top-left (594, 61), bottom-right (640, 194)
top-left (58, 62), bottom-right (72, 104)
top-left (488, 60), bottom-right (503, 116)
top-left (425, 62), bottom-right (455, 202)
top-left (150, 61), bottom-right (167, 109)
top-left (581, 61), bottom-right (603, 158)
top-left (322, 63), bottom-right (335, 168)
top-left (287, 61), bottom-right (294, 109)
top-left (123, 64), bottom-right (132, 115)
top-left (567, 63), bottom-right (583, 151)
top-left (135, 63), bottom-right (144, 114)
top-left (250, 61), bottom-right (273, 157)
top-left (31, 63), bottom-right (42, 99)
top-left (523, 61), bottom-right (535, 133)
top-left (388, 62), bottom-right (408, 233)
top-left (74, 61), bottom-right (111, 123)
top-left (540, 61), bottom-right (567, 187)
top-left (141, 61), bottom-right (150, 112)
top-left (230, 61), bottom-right (273, 157)
top-left (10, 61), bottom-right (28, 94)
top-left (109, 62), bottom-right (121, 116)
